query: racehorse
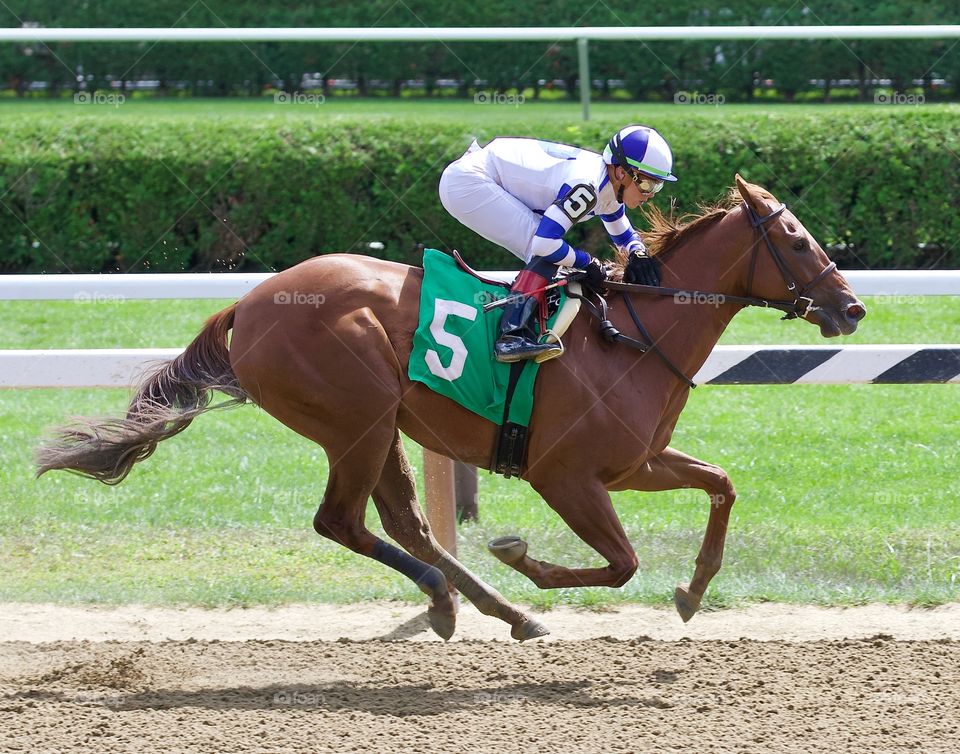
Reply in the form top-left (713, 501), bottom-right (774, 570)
top-left (37, 176), bottom-right (866, 641)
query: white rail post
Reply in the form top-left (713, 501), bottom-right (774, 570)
top-left (422, 449), bottom-right (457, 557)
top-left (578, 37), bottom-right (590, 121)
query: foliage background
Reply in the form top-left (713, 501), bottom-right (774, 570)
top-left (1, 106), bottom-right (957, 272)
top-left (1, 2), bottom-right (959, 102)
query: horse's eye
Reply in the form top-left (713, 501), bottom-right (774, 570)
top-left (793, 239), bottom-right (807, 252)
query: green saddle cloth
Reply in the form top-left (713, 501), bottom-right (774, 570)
top-left (408, 248), bottom-right (566, 426)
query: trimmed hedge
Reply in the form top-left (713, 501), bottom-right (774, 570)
top-left (0, 109), bottom-right (958, 272)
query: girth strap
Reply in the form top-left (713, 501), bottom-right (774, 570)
top-left (491, 360), bottom-right (531, 478)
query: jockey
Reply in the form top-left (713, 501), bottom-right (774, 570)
top-left (439, 125), bottom-right (677, 363)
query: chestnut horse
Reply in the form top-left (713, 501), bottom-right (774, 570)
top-left (37, 176), bottom-right (865, 641)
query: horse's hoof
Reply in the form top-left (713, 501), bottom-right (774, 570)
top-left (674, 584), bottom-right (703, 623)
top-left (511, 617), bottom-right (550, 642)
top-left (427, 607), bottom-right (457, 641)
top-left (488, 536), bottom-right (528, 566)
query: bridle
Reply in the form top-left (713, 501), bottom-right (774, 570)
top-left (741, 201), bottom-right (837, 320)
top-left (602, 201), bottom-right (837, 320)
top-left (573, 200), bottom-right (840, 388)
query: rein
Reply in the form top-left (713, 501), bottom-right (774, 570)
top-left (600, 279), bottom-right (797, 316)
top-left (568, 286), bottom-right (699, 389)
top-left (579, 200), bottom-right (838, 388)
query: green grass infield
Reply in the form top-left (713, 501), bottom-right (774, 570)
top-left (0, 294), bottom-right (957, 608)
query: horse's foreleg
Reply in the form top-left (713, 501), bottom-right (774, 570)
top-left (614, 446), bottom-right (737, 622)
top-left (489, 479), bottom-right (640, 589)
top-left (373, 431), bottom-right (548, 642)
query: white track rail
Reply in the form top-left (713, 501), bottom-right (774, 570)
top-left (3, 26), bottom-right (960, 42)
top-left (1, 271), bottom-right (958, 300)
top-left (2, 345), bottom-right (958, 388)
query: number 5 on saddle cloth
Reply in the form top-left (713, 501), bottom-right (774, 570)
top-left (408, 248), bottom-right (581, 477)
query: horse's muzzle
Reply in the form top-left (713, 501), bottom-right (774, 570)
top-left (842, 300), bottom-right (867, 333)
top-left (810, 297), bottom-right (866, 337)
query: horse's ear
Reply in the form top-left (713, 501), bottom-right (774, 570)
top-left (735, 173), bottom-right (769, 213)
top-left (735, 173), bottom-right (755, 205)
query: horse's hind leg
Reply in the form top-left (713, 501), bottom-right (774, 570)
top-left (296, 406), bottom-right (544, 641)
top-left (368, 432), bottom-right (456, 639)
top-left (273, 406), bottom-right (450, 639)
top-left (373, 431), bottom-right (549, 642)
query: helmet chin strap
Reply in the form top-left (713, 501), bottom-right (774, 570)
top-left (609, 134), bottom-right (629, 204)
top-left (614, 167), bottom-right (626, 203)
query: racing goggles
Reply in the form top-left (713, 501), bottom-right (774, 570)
top-left (629, 171), bottom-right (664, 194)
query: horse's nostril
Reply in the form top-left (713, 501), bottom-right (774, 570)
top-left (845, 302), bottom-right (867, 322)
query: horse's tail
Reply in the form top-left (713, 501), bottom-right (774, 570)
top-left (36, 304), bottom-right (249, 485)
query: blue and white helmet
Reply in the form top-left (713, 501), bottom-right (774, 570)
top-left (602, 125), bottom-right (677, 182)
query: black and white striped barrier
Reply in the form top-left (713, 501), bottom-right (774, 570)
top-left (1, 345), bottom-right (957, 388)
top-left (694, 345), bottom-right (960, 385)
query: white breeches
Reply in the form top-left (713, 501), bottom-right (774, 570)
top-left (438, 141), bottom-right (539, 263)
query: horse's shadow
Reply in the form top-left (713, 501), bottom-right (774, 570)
top-left (10, 678), bottom-right (651, 715)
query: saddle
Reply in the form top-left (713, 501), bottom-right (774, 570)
top-left (443, 251), bottom-right (587, 477)
top-left (452, 250), bottom-right (583, 361)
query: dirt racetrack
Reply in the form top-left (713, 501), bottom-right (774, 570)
top-left (2, 604), bottom-right (959, 754)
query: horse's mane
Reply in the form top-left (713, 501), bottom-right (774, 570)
top-left (609, 187), bottom-right (743, 281)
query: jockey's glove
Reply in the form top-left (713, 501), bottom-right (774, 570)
top-left (583, 257), bottom-right (608, 288)
top-left (624, 246), bottom-right (661, 287)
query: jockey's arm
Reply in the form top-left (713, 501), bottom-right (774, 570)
top-left (527, 184), bottom-right (599, 269)
top-left (600, 205), bottom-right (646, 255)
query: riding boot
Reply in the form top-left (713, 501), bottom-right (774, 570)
top-left (494, 260), bottom-right (563, 363)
